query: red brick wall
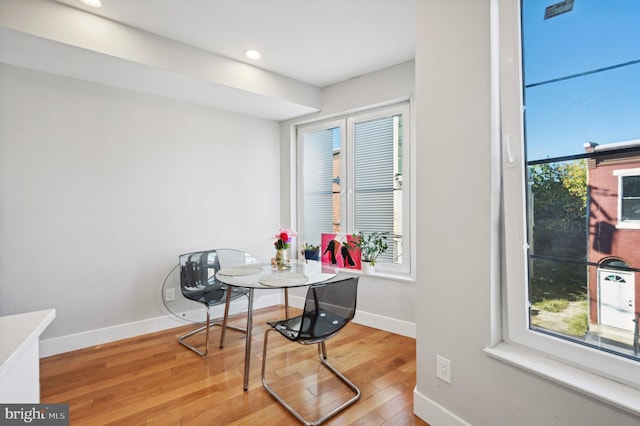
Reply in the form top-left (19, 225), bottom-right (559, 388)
top-left (587, 160), bottom-right (640, 324)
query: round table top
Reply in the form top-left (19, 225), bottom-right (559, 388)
top-left (215, 260), bottom-right (337, 289)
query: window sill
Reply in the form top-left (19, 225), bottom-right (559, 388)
top-left (484, 342), bottom-right (640, 416)
top-left (615, 222), bottom-right (640, 230)
top-left (334, 267), bottom-right (415, 283)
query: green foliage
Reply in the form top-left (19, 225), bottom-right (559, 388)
top-left (562, 161), bottom-right (588, 205)
top-left (567, 312), bottom-right (589, 337)
top-left (528, 160), bottom-right (588, 304)
top-left (529, 161), bottom-right (587, 203)
top-left (528, 160), bottom-right (587, 258)
top-left (348, 232), bottom-right (389, 266)
top-left (302, 243), bottom-right (319, 252)
top-left (529, 258), bottom-right (587, 303)
top-left (533, 298), bottom-right (569, 312)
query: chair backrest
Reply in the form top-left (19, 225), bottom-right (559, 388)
top-left (178, 248), bottom-right (257, 301)
top-left (297, 276), bottom-right (359, 342)
top-left (179, 250), bottom-right (221, 294)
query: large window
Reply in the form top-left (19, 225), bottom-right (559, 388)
top-left (296, 103), bottom-right (411, 275)
top-left (497, 0), bottom-right (640, 401)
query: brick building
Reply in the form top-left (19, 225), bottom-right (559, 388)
top-left (585, 140), bottom-right (640, 335)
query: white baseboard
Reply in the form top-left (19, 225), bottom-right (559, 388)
top-left (413, 386), bottom-right (472, 426)
top-left (40, 293), bottom-right (417, 357)
top-left (286, 295), bottom-right (416, 338)
top-left (40, 293), bottom-right (282, 357)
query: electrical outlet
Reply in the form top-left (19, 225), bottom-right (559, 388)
top-left (436, 354), bottom-right (451, 383)
top-left (165, 288), bottom-right (175, 302)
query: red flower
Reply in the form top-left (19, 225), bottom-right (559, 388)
top-left (273, 227), bottom-right (297, 250)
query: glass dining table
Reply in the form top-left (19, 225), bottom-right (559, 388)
top-left (215, 258), bottom-right (337, 391)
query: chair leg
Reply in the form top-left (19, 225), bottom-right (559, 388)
top-left (261, 330), bottom-right (360, 425)
top-left (178, 307), bottom-right (211, 356)
top-left (178, 292), bottom-right (250, 356)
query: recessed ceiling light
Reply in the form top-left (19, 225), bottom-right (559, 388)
top-left (244, 49), bottom-right (261, 61)
top-left (80, 0), bottom-right (102, 8)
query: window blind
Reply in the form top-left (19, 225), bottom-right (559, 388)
top-left (302, 128), bottom-right (337, 247)
top-left (354, 117), bottom-right (396, 262)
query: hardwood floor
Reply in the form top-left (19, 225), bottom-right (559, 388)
top-left (40, 306), bottom-right (428, 425)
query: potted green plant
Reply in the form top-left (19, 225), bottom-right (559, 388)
top-left (301, 243), bottom-right (320, 261)
top-left (348, 231), bottom-right (389, 272)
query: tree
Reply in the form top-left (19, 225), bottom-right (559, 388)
top-left (528, 161), bottom-right (587, 258)
top-left (528, 160), bottom-right (587, 302)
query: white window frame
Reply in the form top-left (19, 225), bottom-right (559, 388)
top-left (485, 0), bottom-right (640, 416)
top-left (296, 117), bottom-right (346, 242)
top-left (295, 102), bottom-right (413, 277)
top-left (614, 168), bottom-right (640, 229)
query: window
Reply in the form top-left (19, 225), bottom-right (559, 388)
top-left (296, 103), bottom-right (411, 275)
top-left (496, 0), bottom-right (640, 403)
top-left (617, 171), bottom-right (640, 225)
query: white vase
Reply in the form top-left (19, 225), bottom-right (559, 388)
top-left (362, 261), bottom-right (375, 274)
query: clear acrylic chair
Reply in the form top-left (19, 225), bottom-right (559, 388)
top-left (177, 249), bottom-right (251, 356)
top-left (261, 276), bottom-right (360, 425)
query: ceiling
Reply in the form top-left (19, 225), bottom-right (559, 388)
top-left (0, 0), bottom-right (415, 120)
top-left (53, 0), bottom-right (416, 88)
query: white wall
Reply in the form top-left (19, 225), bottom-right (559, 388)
top-left (0, 64), bottom-right (281, 349)
top-left (280, 61), bottom-right (418, 336)
top-left (414, 1), bottom-right (638, 425)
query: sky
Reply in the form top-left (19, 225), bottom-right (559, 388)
top-left (522, 0), bottom-right (640, 161)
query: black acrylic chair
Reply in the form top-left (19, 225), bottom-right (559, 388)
top-left (177, 249), bottom-right (251, 356)
top-left (261, 276), bottom-right (360, 425)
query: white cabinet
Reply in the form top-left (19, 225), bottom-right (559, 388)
top-left (0, 309), bottom-right (55, 403)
